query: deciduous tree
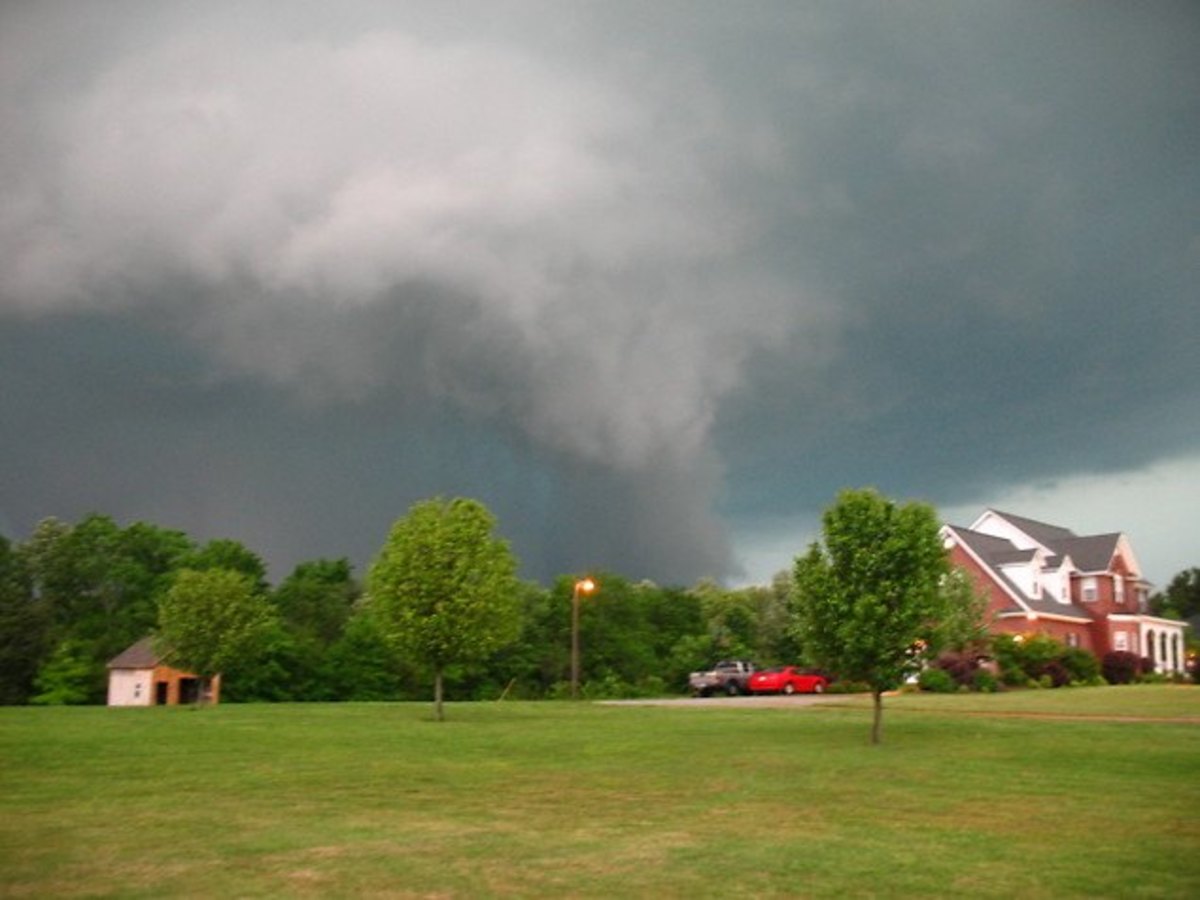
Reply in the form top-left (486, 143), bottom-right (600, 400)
top-left (21, 515), bottom-right (193, 702)
top-left (0, 536), bottom-right (44, 704)
top-left (183, 539), bottom-right (269, 595)
top-left (1150, 568), bottom-right (1200, 621)
top-left (791, 488), bottom-right (949, 744)
top-left (156, 568), bottom-right (276, 704)
top-left (273, 558), bottom-right (358, 645)
top-left (369, 496), bottom-right (520, 724)
top-left (937, 567), bottom-right (991, 653)
top-left (368, 497), bottom-right (521, 720)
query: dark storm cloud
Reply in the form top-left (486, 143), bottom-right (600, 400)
top-left (713, 2), bottom-right (1200, 528)
top-left (2, 2), bottom-right (1198, 584)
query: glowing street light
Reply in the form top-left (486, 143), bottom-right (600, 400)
top-left (571, 577), bottom-right (597, 700)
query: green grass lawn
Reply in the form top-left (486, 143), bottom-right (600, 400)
top-left (2, 687), bottom-right (1197, 898)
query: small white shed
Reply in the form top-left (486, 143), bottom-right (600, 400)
top-left (106, 637), bottom-right (219, 706)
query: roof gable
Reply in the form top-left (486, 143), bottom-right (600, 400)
top-left (970, 509), bottom-right (1143, 579)
top-left (1054, 534), bottom-right (1120, 573)
top-left (972, 509), bottom-right (1076, 550)
top-left (107, 636), bottom-right (163, 670)
top-left (943, 523), bottom-right (1092, 621)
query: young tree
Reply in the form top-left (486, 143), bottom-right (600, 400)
top-left (791, 488), bottom-right (949, 744)
top-left (937, 567), bottom-right (991, 653)
top-left (156, 568), bottom-right (276, 704)
top-left (368, 497), bottom-right (522, 720)
top-left (30, 638), bottom-right (96, 705)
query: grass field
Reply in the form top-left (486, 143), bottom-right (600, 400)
top-left (2, 686), bottom-right (1197, 898)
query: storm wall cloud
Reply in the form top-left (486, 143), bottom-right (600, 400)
top-left (2, 2), bottom-right (1198, 585)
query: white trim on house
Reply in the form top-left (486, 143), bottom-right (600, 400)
top-left (994, 609), bottom-right (1091, 625)
top-left (947, 512), bottom-right (1191, 676)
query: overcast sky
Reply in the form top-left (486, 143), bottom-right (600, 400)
top-left (2, 1), bottom-right (1197, 588)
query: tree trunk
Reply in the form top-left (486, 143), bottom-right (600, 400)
top-left (871, 689), bottom-right (884, 744)
top-left (434, 667), bottom-right (444, 722)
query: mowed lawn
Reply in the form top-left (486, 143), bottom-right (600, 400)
top-left (1, 687), bottom-right (1197, 898)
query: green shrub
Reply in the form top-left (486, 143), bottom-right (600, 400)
top-left (1018, 635), bottom-right (1068, 680)
top-left (972, 669), bottom-right (999, 693)
top-left (1000, 667), bottom-right (1029, 687)
top-left (990, 634), bottom-right (1103, 689)
top-left (30, 639), bottom-right (98, 706)
top-left (581, 674), bottom-right (628, 699)
top-left (917, 667), bottom-right (957, 693)
top-left (827, 680), bottom-right (871, 694)
top-left (546, 680), bottom-right (574, 700)
top-left (989, 634), bottom-right (1023, 672)
top-left (1059, 647), bottom-right (1100, 683)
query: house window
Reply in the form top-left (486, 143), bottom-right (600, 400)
top-left (1114, 632), bottom-right (1128, 652)
top-left (1114, 577), bottom-right (1124, 604)
top-left (1066, 633), bottom-right (1079, 648)
top-left (1081, 576), bottom-right (1097, 602)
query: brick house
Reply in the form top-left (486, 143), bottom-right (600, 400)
top-left (106, 636), bottom-right (221, 706)
top-left (940, 509), bottom-right (1189, 674)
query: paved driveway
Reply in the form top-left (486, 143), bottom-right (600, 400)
top-left (598, 694), bottom-right (854, 709)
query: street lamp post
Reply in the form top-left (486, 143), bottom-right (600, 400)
top-left (571, 577), bottom-right (596, 700)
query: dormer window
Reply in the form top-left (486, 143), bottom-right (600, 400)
top-left (1114, 577), bottom-right (1125, 604)
top-left (1081, 576), bottom-right (1097, 602)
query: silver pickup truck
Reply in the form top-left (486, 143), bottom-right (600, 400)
top-left (688, 659), bottom-right (757, 697)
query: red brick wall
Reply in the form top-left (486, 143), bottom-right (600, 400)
top-left (947, 544), bottom-right (1008, 626)
top-left (989, 616), bottom-right (1096, 653)
top-left (1072, 565), bottom-right (1134, 620)
top-left (946, 543), bottom-right (1094, 652)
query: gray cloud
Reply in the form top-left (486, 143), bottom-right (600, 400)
top-left (2, 2), bottom-right (1198, 584)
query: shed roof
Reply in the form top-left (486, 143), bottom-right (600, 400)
top-left (107, 636), bottom-right (163, 669)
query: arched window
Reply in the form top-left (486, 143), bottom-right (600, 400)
top-left (1146, 630), bottom-right (1156, 665)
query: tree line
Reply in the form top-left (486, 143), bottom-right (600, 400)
top-left (0, 505), bottom-right (802, 707)
top-left (4, 489), bottom-right (1193, 741)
